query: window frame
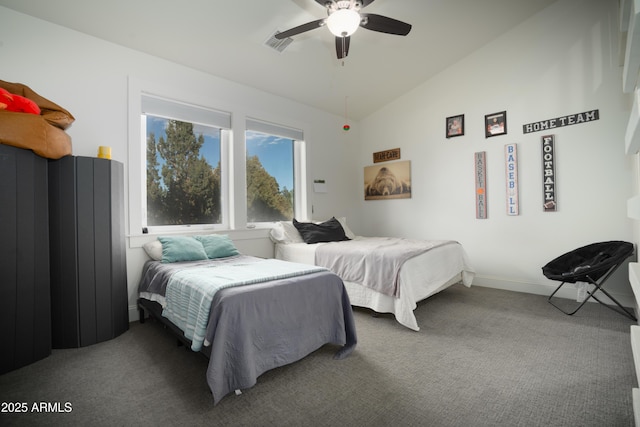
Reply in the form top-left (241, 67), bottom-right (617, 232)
top-left (142, 97), bottom-right (230, 233)
top-left (245, 118), bottom-right (305, 225)
top-left (128, 78), bottom-right (232, 236)
top-left (127, 77), bottom-right (308, 239)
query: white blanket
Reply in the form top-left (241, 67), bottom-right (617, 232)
top-left (275, 238), bottom-right (475, 331)
top-left (315, 237), bottom-right (455, 298)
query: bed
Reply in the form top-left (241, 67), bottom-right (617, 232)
top-left (137, 235), bottom-right (357, 405)
top-left (271, 218), bottom-right (475, 331)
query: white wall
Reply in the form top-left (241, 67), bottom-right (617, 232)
top-left (0, 7), bottom-right (360, 320)
top-left (1, 0), bottom-right (634, 320)
top-left (357, 0), bottom-right (636, 305)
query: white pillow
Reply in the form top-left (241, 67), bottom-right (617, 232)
top-left (335, 217), bottom-right (357, 240)
top-left (270, 221), bottom-right (304, 244)
top-left (142, 239), bottom-right (163, 261)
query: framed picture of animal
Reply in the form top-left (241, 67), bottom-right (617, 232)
top-left (364, 160), bottom-right (411, 200)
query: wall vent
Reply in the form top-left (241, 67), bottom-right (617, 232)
top-left (264, 31), bottom-right (293, 53)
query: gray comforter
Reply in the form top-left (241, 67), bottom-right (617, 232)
top-left (138, 255), bottom-right (357, 404)
top-left (315, 237), bottom-right (456, 297)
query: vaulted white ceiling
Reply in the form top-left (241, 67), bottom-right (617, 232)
top-left (0, 0), bottom-right (558, 119)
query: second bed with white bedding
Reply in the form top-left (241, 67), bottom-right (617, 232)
top-left (275, 236), bottom-right (475, 331)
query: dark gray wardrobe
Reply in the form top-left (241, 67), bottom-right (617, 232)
top-left (48, 156), bottom-right (128, 348)
top-left (0, 144), bottom-right (51, 374)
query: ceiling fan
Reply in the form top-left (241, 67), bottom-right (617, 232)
top-left (275, 0), bottom-right (412, 59)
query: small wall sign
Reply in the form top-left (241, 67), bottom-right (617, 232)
top-left (523, 109), bottom-right (599, 134)
top-left (475, 151), bottom-right (487, 219)
top-left (313, 179), bottom-right (327, 193)
top-left (373, 148), bottom-right (401, 163)
top-left (505, 144), bottom-right (519, 216)
top-left (542, 135), bottom-right (557, 212)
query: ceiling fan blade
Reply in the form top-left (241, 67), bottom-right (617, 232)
top-left (335, 36), bottom-right (351, 59)
top-left (314, 0), bottom-right (331, 7)
top-left (275, 19), bottom-right (326, 39)
top-left (360, 13), bottom-right (412, 36)
top-left (360, 0), bottom-right (376, 8)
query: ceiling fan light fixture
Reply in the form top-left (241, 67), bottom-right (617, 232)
top-left (327, 9), bottom-right (360, 37)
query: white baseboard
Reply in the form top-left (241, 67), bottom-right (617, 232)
top-left (126, 276), bottom-right (637, 323)
top-left (129, 305), bottom-right (142, 323)
top-left (471, 275), bottom-right (636, 310)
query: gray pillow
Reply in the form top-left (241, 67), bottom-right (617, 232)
top-left (293, 217), bottom-right (350, 244)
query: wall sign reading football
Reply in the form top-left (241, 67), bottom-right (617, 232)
top-left (542, 135), bottom-right (557, 212)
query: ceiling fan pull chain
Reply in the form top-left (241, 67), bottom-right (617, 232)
top-left (343, 96), bottom-right (351, 131)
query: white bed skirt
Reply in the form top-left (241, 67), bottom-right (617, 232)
top-left (275, 239), bottom-right (475, 331)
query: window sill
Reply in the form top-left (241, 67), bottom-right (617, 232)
top-left (128, 227), bottom-right (272, 249)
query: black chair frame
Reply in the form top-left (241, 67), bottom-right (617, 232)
top-left (544, 241), bottom-right (636, 321)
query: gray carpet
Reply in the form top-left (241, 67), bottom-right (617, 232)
top-left (0, 284), bottom-right (636, 426)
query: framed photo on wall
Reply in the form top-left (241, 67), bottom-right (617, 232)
top-left (485, 111), bottom-right (507, 138)
top-left (446, 114), bottom-right (464, 138)
top-left (364, 161), bottom-right (411, 200)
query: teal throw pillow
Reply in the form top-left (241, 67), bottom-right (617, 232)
top-left (195, 234), bottom-right (240, 259)
top-left (158, 236), bottom-right (208, 263)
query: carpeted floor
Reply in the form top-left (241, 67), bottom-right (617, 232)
top-left (0, 284), bottom-right (636, 426)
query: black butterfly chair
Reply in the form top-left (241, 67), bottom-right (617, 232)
top-left (543, 241), bottom-right (636, 321)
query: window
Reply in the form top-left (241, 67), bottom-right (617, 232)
top-left (141, 95), bottom-right (230, 230)
top-left (245, 119), bottom-right (303, 223)
top-left (128, 79), bottom-right (309, 237)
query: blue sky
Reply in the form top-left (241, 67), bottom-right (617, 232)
top-left (246, 130), bottom-right (294, 191)
top-left (147, 117), bottom-right (293, 191)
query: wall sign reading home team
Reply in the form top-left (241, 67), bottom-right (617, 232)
top-left (542, 135), bottom-right (557, 212)
top-left (523, 109), bottom-right (599, 134)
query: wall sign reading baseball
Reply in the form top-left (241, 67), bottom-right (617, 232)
top-left (542, 135), bottom-right (557, 212)
top-left (523, 109), bottom-right (599, 134)
top-left (475, 151), bottom-right (487, 219)
top-left (505, 144), bottom-right (519, 216)
top-left (373, 148), bottom-right (401, 163)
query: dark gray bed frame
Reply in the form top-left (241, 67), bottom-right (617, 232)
top-left (137, 298), bottom-right (212, 358)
